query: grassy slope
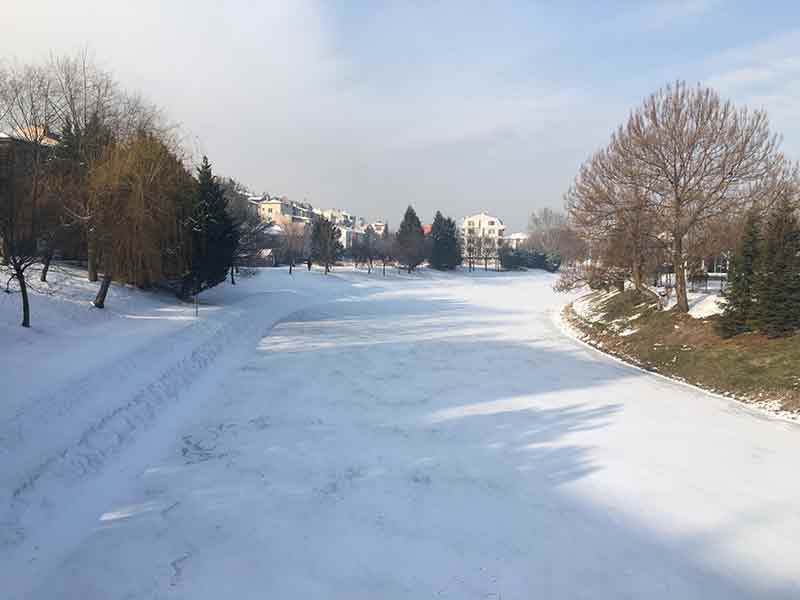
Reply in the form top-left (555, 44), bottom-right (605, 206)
top-left (565, 290), bottom-right (800, 412)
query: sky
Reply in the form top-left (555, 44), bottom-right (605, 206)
top-left (2, 1), bottom-right (799, 231)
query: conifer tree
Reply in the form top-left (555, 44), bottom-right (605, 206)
top-left (430, 211), bottom-right (461, 270)
top-left (311, 216), bottom-right (343, 274)
top-left (378, 224), bottom-right (393, 276)
top-left (186, 156), bottom-right (238, 297)
top-left (717, 211), bottom-right (761, 338)
top-left (756, 198), bottom-right (800, 337)
top-left (443, 216), bottom-right (462, 269)
top-left (395, 205), bottom-right (425, 273)
top-left (429, 211), bottom-right (448, 270)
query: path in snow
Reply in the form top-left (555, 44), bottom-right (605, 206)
top-left (5, 270), bottom-right (800, 598)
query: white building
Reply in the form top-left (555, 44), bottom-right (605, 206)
top-left (254, 195), bottom-right (314, 226)
top-left (506, 232), bottom-right (528, 250)
top-left (371, 221), bottom-right (387, 236)
top-left (461, 212), bottom-right (506, 248)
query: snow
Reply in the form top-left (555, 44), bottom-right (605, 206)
top-left (689, 293), bottom-right (727, 319)
top-left (3, 266), bottom-right (800, 599)
top-left (660, 289), bottom-right (726, 319)
top-left (572, 289), bottom-right (619, 322)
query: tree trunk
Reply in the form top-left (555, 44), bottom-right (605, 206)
top-left (230, 267), bottom-right (236, 285)
top-left (17, 266), bottom-right (31, 328)
top-left (93, 273), bottom-right (112, 308)
top-left (631, 245), bottom-right (643, 292)
top-left (87, 235), bottom-right (98, 282)
top-left (672, 236), bottom-right (689, 312)
top-left (40, 249), bottom-right (54, 282)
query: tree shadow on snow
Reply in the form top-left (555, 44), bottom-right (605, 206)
top-left (46, 288), bottom-right (800, 599)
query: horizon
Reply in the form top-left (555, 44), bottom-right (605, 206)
top-left (3, 1), bottom-right (799, 230)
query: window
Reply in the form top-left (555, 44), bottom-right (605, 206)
top-left (488, 220), bottom-right (495, 226)
top-left (468, 220), bottom-right (474, 226)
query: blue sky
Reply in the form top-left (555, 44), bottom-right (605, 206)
top-left (2, 1), bottom-right (800, 230)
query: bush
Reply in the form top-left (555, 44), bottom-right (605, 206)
top-left (500, 248), bottom-right (561, 272)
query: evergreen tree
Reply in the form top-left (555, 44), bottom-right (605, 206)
top-left (430, 211), bottom-right (461, 270)
top-left (443, 216), bottom-right (462, 269)
top-left (56, 117), bottom-right (79, 161)
top-left (429, 211), bottom-right (448, 270)
top-left (186, 156), bottom-right (238, 297)
top-left (717, 211), bottom-right (761, 338)
top-left (311, 216), bottom-right (343, 274)
top-left (756, 198), bottom-right (800, 337)
top-left (395, 205), bottom-right (425, 273)
top-left (378, 223), bottom-right (393, 276)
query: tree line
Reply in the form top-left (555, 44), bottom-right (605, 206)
top-left (311, 204), bottom-right (573, 276)
top-left (560, 81), bottom-right (799, 332)
top-left (309, 206), bottom-right (462, 275)
top-left (719, 199), bottom-right (800, 338)
top-left (0, 52), bottom-right (239, 327)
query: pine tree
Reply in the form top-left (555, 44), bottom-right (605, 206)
top-left (186, 156), bottom-right (238, 297)
top-left (443, 216), bottom-right (462, 269)
top-left (756, 198), bottom-right (800, 338)
top-left (378, 223), bottom-right (393, 276)
top-left (717, 211), bottom-right (761, 338)
top-left (395, 205), bottom-right (425, 273)
top-left (428, 213), bottom-right (461, 270)
top-left (311, 216), bottom-right (343, 274)
top-left (429, 211), bottom-right (448, 270)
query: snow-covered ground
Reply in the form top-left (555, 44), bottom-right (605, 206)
top-left (3, 266), bottom-right (800, 599)
top-left (661, 289), bottom-right (726, 319)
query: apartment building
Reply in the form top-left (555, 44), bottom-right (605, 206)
top-left (461, 212), bottom-right (506, 248)
top-left (254, 196), bottom-right (314, 227)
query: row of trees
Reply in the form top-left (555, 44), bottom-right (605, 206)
top-left (310, 206), bottom-right (464, 275)
top-left (561, 81), bottom-right (798, 314)
top-left (318, 204), bottom-right (570, 276)
top-left (719, 199), bottom-right (800, 338)
top-left (377, 206), bottom-right (462, 273)
top-left (0, 52), bottom-right (239, 327)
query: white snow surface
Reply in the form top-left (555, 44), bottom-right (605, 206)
top-left (3, 266), bottom-right (800, 599)
top-left (661, 289), bottom-right (726, 319)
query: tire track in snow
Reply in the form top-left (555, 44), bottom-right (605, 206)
top-left (0, 290), bottom-right (330, 548)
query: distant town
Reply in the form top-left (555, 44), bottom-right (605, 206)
top-left (242, 191), bottom-right (528, 255)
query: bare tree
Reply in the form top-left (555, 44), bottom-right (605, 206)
top-left (282, 222), bottom-right (307, 274)
top-left (479, 233), bottom-right (496, 271)
top-left (566, 148), bottom-right (663, 291)
top-left (609, 81), bottom-right (794, 311)
top-left (0, 62), bottom-right (61, 326)
top-left (528, 207), bottom-right (586, 264)
top-left (464, 229), bottom-right (481, 271)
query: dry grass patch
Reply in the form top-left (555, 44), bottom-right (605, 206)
top-left (565, 290), bottom-right (800, 413)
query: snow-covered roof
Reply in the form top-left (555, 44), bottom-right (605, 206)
top-left (461, 212), bottom-right (505, 225)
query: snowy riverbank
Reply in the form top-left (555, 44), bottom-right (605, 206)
top-left (5, 268), bottom-right (800, 599)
